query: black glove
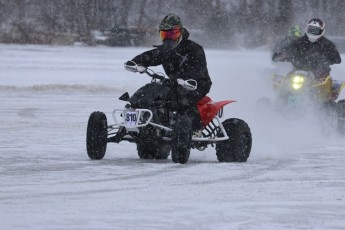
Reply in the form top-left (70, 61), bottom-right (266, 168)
top-left (272, 51), bottom-right (290, 62)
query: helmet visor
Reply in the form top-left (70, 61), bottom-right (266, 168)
top-left (159, 29), bottom-right (181, 41)
top-left (307, 25), bottom-right (323, 35)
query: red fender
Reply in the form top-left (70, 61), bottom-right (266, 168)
top-left (197, 96), bottom-right (236, 127)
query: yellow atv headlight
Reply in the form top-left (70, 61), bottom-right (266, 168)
top-left (291, 75), bottom-right (305, 90)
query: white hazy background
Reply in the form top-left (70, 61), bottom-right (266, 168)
top-left (1, 44), bottom-right (345, 230)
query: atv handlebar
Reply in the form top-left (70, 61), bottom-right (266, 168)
top-left (145, 68), bottom-right (166, 81)
top-left (124, 60), bottom-right (197, 91)
top-left (124, 60), bottom-right (165, 80)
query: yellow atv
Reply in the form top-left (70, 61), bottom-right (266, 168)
top-left (272, 70), bottom-right (339, 106)
top-left (258, 69), bottom-right (345, 134)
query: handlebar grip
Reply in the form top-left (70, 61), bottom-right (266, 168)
top-left (124, 60), bottom-right (166, 80)
top-left (124, 60), bottom-right (146, 73)
top-left (177, 79), bottom-right (197, 91)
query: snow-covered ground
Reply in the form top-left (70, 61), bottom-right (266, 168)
top-left (1, 44), bottom-right (345, 230)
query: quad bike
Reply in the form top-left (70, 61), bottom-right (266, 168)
top-left (86, 62), bottom-right (252, 164)
top-left (257, 69), bottom-right (345, 134)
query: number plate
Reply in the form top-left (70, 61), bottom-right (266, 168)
top-left (124, 110), bottom-right (138, 127)
top-left (287, 95), bottom-right (300, 107)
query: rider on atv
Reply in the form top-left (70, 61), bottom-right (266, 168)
top-left (272, 18), bottom-right (341, 82)
top-left (124, 13), bottom-right (212, 134)
top-left (86, 14), bottom-right (252, 163)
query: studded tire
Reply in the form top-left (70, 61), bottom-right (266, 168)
top-left (86, 111), bottom-right (108, 160)
top-left (216, 118), bottom-right (252, 162)
top-left (171, 116), bottom-right (192, 164)
top-left (336, 99), bottom-right (345, 135)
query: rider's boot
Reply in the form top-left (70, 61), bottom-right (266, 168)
top-left (193, 129), bottom-right (203, 138)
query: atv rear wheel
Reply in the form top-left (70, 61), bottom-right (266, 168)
top-left (336, 99), bottom-right (345, 134)
top-left (319, 101), bottom-right (338, 136)
top-left (86, 111), bottom-right (108, 160)
top-left (216, 118), bottom-right (252, 162)
top-left (171, 116), bottom-right (192, 164)
top-left (137, 142), bottom-right (171, 159)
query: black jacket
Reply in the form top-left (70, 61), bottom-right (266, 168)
top-left (131, 28), bottom-right (212, 106)
top-left (273, 34), bottom-right (341, 75)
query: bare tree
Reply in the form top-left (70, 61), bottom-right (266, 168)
top-left (0, 0), bottom-right (345, 47)
top-left (274, 0), bottom-right (293, 36)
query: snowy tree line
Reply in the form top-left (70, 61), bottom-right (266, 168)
top-left (0, 0), bottom-right (344, 48)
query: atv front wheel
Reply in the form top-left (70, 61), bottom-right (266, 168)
top-left (137, 142), bottom-right (171, 159)
top-left (216, 118), bottom-right (252, 162)
top-left (86, 111), bottom-right (108, 160)
top-left (171, 116), bottom-right (192, 164)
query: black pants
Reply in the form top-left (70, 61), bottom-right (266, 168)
top-left (175, 83), bottom-right (211, 130)
top-left (177, 105), bottom-right (202, 130)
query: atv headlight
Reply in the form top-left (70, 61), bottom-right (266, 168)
top-left (291, 75), bottom-right (305, 90)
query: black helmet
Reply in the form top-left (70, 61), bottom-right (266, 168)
top-left (159, 13), bottom-right (183, 31)
top-left (306, 18), bottom-right (325, 42)
top-left (158, 14), bottom-right (183, 50)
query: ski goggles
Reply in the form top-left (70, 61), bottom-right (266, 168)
top-left (159, 29), bottom-right (181, 41)
top-left (307, 25), bottom-right (323, 35)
